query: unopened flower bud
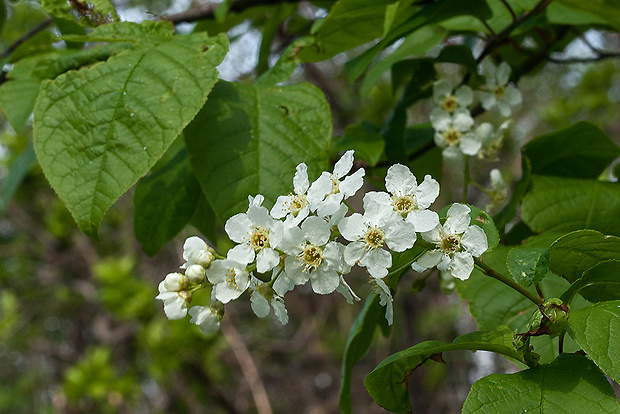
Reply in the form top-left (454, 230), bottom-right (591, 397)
top-left (193, 248), bottom-right (215, 268)
top-left (164, 272), bottom-right (190, 292)
top-left (185, 264), bottom-right (206, 284)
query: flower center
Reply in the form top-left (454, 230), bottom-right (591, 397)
top-left (330, 175), bottom-right (340, 194)
top-left (364, 226), bottom-right (386, 249)
top-left (493, 84), bottom-right (505, 99)
top-left (392, 195), bottom-right (416, 216)
top-left (298, 244), bottom-right (324, 273)
top-left (225, 268), bottom-right (239, 289)
top-left (441, 95), bottom-right (458, 113)
top-left (250, 227), bottom-right (269, 251)
top-left (442, 127), bottom-right (462, 146)
top-left (440, 234), bottom-right (462, 254)
top-left (288, 194), bottom-right (308, 216)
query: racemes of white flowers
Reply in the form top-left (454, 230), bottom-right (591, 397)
top-left (225, 195), bottom-right (284, 273)
top-left (181, 236), bottom-right (215, 269)
top-left (249, 276), bottom-right (289, 325)
top-left (338, 193), bottom-right (417, 278)
top-left (280, 216), bottom-right (346, 295)
top-left (189, 303), bottom-right (222, 334)
top-left (372, 164), bottom-right (440, 232)
top-left (480, 61), bottom-right (522, 117)
top-left (430, 108), bottom-right (480, 162)
top-left (155, 272), bottom-right (191, 320)
top-left (206, 254), bottom-right (250, 303)
top-left (307, 150), bottom-right (365, 217)
top-left (412, 204), bottom-right (488, 281)
top-left (433, 79), bottom-right (474, 114)
top-left (475, 120), bottom-right (511, 160)
top-left (271, 162), bottom-right (311, 225)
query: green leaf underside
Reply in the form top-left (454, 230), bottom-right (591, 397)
top-left (33, 22), bottom-right (228, 237)
top-left (561, 260), bottom-right (620, 303)
top-left (549, 230), bottom-right (620, 283)
top-left (134, 149), bottom-right (201, 256)
top-left (462, 354), bottom-right (620, 414)
top-left (184, 80), bottom-right (331, 223)
top-left (522, 121), bottom-right (620, 179)
top-left (507, 247), bottom-right (549, 287)
top-left (339, 294), bottom-right (387, 414)
top-left (364, 326), bottom-right (523, 414)
top-left (555, 0), bottom-right (620, 30)
top-left (521, 176), bottom-right (620, 238)
top-left (567, 300), bottom-right (620, 384)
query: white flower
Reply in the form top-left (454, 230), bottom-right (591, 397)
top-left (430, 108), bottom-right (480, 162)
top-left (181, 236), bottom-right (215, 269)
top-left (249, 277), bottom-right (289, 325)
top-left (375, 164), bottom-right (440, 232)
top-left (307, 150), bottom-right (365, 217)
top-left (280, 216), bottom-right (343, 294)
top-left (487, 168), bottom-right (509, 211)
top-left (225, 195), bottom-right (284, 273)
top-left (412, 203), bottom-right (488, 280)
top-left (370, 277), bottom-right (393, 325)
top-left (433, 79), bottom-right (474, 114)
top-left (271, 163), bottom-right (311, 225)
top-left (338, 193), bottom-right (416, 278)
top-left (475, 120), bottom-right (511, 160)
top-left (155, 273), bottom-right (192, 320)
top-left (480, 62), bottom-right (522, 117)
top-left (335, 275), bottom-right (360, 304)
top-left (205, 257), bottom-right (250, 303)
top-left (189, 305), bottom-right (222, 334)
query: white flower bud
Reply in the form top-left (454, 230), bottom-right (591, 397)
top-left (185, 264), bottom-right (206, 284)
top-left (163, 272), bottom-right (189, 292)
top-left (194, 249), bottom-right (215, 268)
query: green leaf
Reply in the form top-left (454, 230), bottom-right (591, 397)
top-left (522, 122), bottom-right (620, 179)
top-left (521, 176), bottom-right (620, 237)
top-left (555, 0), bottom-right (620, 30)
top-left (507, 247), bottom-right (549, 287)
top-left (184, 80), bottom-right (331, 222)
top-left (567, 300), bottom-right (620, 383)
top-left (435, 44), bottom-right (477, 73)
top-left (562, 260), bottom-right (620, 303)
top-left (133, 149), bottom-right (202, 256)
top-left (462, 354), bottom-right (620, 414)
top-left (493, 156), bottom-right (531, 235)
top-left (0, 143), bottom-right (37, 212)
top-left (364, 326), bottom-right (524, 414)
top-left (255, 37), bottom-right (316, 87)
top-left (0, 77), bottom-right (40, 133)
top-left (546, 3), bottom-right (608, 25)
top-left (33, 22), bottom-right (228, 238)
top-left (345, 0), bottom-right (492, 81)
top-left (335, 123), bottom-right (385, 167)
top-left (339, 294), bottom-right (388, 414)
top-left (549, 230), bottom-right (620, 283)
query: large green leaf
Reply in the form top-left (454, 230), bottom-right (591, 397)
top-left (462, 354), bottom-right (620, 413)
top-left (561, 260), bottom-right (620, 303)
top-left (549, 230), bottom-right (620, 283)
top-left (184, 80), bottom-right (331, 222)
top-left (133, 149), bottom-right (202, 256)
top-left (567, 300), bottom-right (620, 383)
top-left (33, 22), bottom-right (228, 238)
top-left (506, 247), bottom-right (549, 287)
top-left (364, 326), bottom-right (525, 414)
top-left (0, 144), bottom-right (37, 212)
top-left (339, 294), bottom-right (388, 414)
top-left (522, 122), bottom-right (620, 179)
top-left (555, 0), bottom-right (620, 29)
top-left (521, 176), bottom-right (620, 237)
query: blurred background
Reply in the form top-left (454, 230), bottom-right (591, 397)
top-left (1, 1), bottom-right (619, 412)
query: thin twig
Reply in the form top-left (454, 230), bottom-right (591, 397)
top-left (221, 321), bottom-right (273, 414)
top-left (0, 18), bottom-right (53, 60)
top-left (499, 0), bottom-right (517, 22)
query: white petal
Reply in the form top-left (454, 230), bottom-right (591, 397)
top-left (205, 260), bottom-right (229, 285)
top-left (273, 271), bottom-right (295, 296)
top-left (311, 267), bottom-right (339, 295)
top-left (414, 250), bottom-right (443, 269)
top-left (455, 85), bottom-right (474, 107)
top-left (445, 203), bottom-right (471, 234)
top-left (442, 146), bottom-right (464, 164)
top-left (335, 275), bottom-right (360, 304)
top-left (407, 209), bottom-right (439, 233)
top-left (452, 109), bottom-right (474, 131)
top-left (225, 213), bottom-right (252, 243)
top-left (420, 224), bottom-right (442, 244)
top-left (279, 225), bottom-right (304, 254)
top-left (284, 255), bottom-right (309, 285)
top-left (496, 62), bottom-right (511, 85)
top-left (385, 219), bottom-right (416, 252)
top-left (373, 277), bottom-right (393, 325)
top-left (480, 92), bottom-right (496, 110)
top-left (214, 281), bottom-right (243, 303)
top-left (189, 306), bottom-right (220, 334)
top-left (415, 175), bottom-right (440, 208)
top-left (340, 168), bottom-right (365, 198)
top-left (459, 133), bottom-right (482, 156)
top-left (475, 122), bottom-right (494, 146)
top-left (270, 195), bottom-right (293, 219)
top-left (227, 244), bottom-right (255, 266)
top-left (248, 194), bottom-right (264, 207)
top-left (333, 150), bottom-right (354, 178)
top-left (183, 236), bottom-right (207, 262)
top-left (433, 79), bottom-right (452, 103)
top-left (307, 172), bottom-right (331, 208)
top-left (338, 214), bottom-right (366, 242)
top-left (497, 100), bottom-right (512, 117)
top-left (430, 108), bottom-right (452, 131)
top-left (504, 85), bottom-right (522, 106)
top-left (386, 163), bottom-right (417, 195)
top-left (462, 225), bottom-right (488, 256)
top-left (271, 297), bottom-right (289, 325)
top-left (256, 248), bottom-right (280, 273)
top-left (363, 192), bottom-right (393, 226)
top-left (316, 193), bottom-right (344, 217)
top-left (451, 251), bottom-right (475, 280)
top-left (250, 292), bottom-right (270, 318)
top-left (163, 295), bottom-right (188, 320)
top-left (294, 162), bottom-right (309, 194)
top-left (302, 216), bottom-right (330, 246)
top-left (247, 205), bottom-right (274, 229)
top-left (344, 241), bottom-right (367, 266)
top-left (361, 248), bottom-right (391, 278)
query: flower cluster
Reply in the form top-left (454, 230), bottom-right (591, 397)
top-left (156, 151), bottom-right (489, 332)
top-left (430, 61), bottom-right (521, 163)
